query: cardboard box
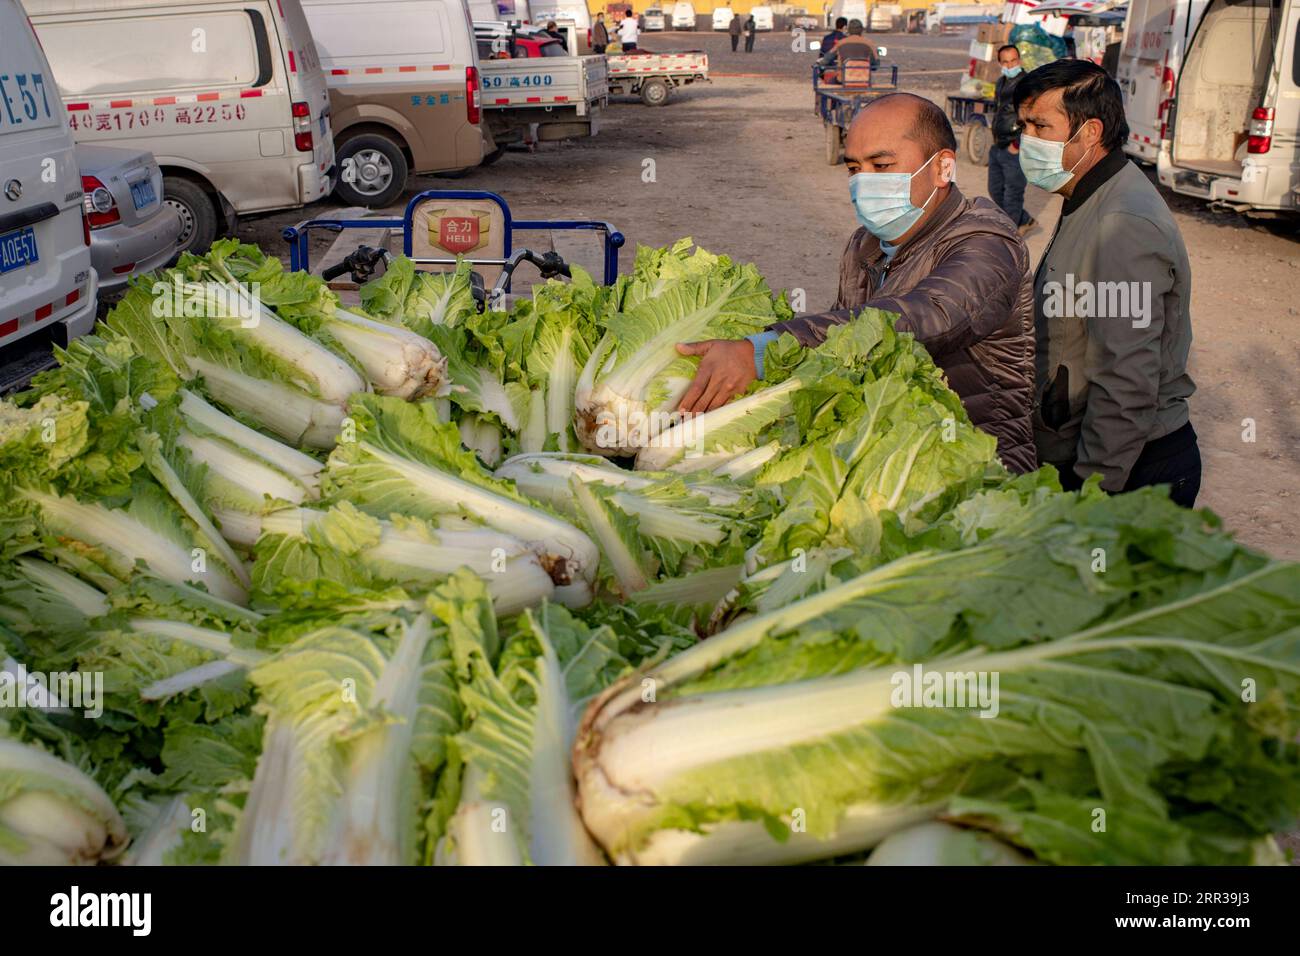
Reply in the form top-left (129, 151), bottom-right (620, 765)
top-left (976, 21), bottom-right (1014, 45)
top-left (973, 57), bottom-right (1003, 83)
top-left (969, 39), bottom-right (995, 61)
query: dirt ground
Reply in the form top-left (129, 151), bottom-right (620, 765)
top-left (241, 31), bottom-right (1300, 562)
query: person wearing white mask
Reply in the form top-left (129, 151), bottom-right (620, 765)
top-left (675, 92), bottom-right (1037, 474)
top-left (1015, 60), bottom-right (1198, 505)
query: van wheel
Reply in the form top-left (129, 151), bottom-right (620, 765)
top-left (163, 177), bottom-right (218, 256)
top-left (641, 79), bottom-right (671, 106)
top-left (482, 146), bottom-right (507, 166)
top-left (335, 135), bottom-right (408, 208)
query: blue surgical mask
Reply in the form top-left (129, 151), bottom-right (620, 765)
top-left (1018, 125), bottom-right (1093, 193)
top-left (1001, 65), bottom-right (1022, 78)
top-left (848, 151), bottom-right (944, 241)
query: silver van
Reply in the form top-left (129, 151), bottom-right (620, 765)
top-left (26, 0), bottom-right (337, 253)
top-left (0, 0), bottom-right (96, 374)
top-left (1160, 0), bottom-right (1299, 216)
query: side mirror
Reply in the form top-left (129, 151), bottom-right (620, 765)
top-left (809, 39), bottom-right (821, 50)
top-left (876, 46), bottom-right (887, 56)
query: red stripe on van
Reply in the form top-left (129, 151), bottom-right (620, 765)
top-left (554, 95), bottom-right (568, 101)
top-left (66, 103), bottom-right (90, 111)
top-left (34, 303), bottom-right (53, 322)
top-left (0, 319), bottom-right (17, 337)
top-left (65, 289), bottom-right (79, 307)
top-left (154, 96), bottom-right (177, 105)
top-left (240, 89), bottom-right (263, 98)
top-left (526, 96), bottom-right (541, 102)
top-left (197, 92), bottom-right (220, 102)
top-left (276, 0), bottom-right (285, 15)
top-left (289, 50), bottom-right (297, 73)
top-left (109, 99), bottom-right (133, 108)
top-left (365, 67), bottom-right (384, 74)
top-left (399, 66), bottom-right (418, 72)
top-left (430, 64), bottom-right (451, 71)
top-left (495, 98), bottom-right (510, 104)
top-left (331, 69), bottom-right (349, 75)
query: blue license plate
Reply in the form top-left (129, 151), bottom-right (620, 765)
top-left (130, 179), bottom-right (157, 210)
top-left (0, 227), bottom-right (38, 275)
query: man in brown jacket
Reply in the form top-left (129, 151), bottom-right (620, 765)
top-left (677, 93), bottom-right (1038, 473)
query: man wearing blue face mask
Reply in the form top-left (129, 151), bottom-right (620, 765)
top-left (988, 44), bottom-right (1035, 237)
top-left (676, 93), bottom-right (1037, 474)
top-left (1015, 60), bottom-right (1198, 506)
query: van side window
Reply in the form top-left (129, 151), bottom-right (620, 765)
top-left (1294, 16), bottom-right (1300, 86)
top-left (37, 11), bottom-right (265, 96)
top-left (246, 9), bottom-right (274, 88)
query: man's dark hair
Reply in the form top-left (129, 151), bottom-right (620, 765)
top-left (835, 16), bottom-right (848, 27)
top-left (996, 44), bottom-right (1019, 60)
top-left (847, 18), bottom-right (863, 34)
top-left (1013, 58), bottom-right (1129, 152)
top-left (866, 92), bottom-right (958, 157)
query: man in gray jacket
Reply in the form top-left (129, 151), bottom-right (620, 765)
top-left (1015, 60), bottom-right (1199, 505)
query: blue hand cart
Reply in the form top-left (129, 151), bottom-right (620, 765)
top-left (812, 59), bottom-right (900, 166)
top-left (282, 189), bottom-right (625, 295)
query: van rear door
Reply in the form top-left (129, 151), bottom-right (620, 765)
top-left (272, 0), bottom-right (337, 201)
top-left (0, 1), bottom-right (92, 351)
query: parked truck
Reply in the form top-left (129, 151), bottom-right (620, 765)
top-left (605, 50), bottom-right (709, 105)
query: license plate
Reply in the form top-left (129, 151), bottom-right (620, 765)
top-left (130, 178), bottom-right (157, 210)
top-left (0, 227), bottom-right (38, 276)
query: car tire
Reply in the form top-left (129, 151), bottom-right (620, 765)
top-left (163, 176), bottom-right (219, 256)
top-left (964, 121), bottom-right (992, 167)
top-left (481, 146), bottom-right (507, 166)
top-left (641, 78), bottom-right (671, 106)
top-left (335, 134), bottom-right (408, 208)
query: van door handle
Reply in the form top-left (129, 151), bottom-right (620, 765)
top-left (0, 202), bottom-right (59, 233)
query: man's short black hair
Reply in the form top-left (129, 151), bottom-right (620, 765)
top-left (835, 16), bottom-right (848, 27)
top-left (997, 44), bottom-right (1019, 59)
top-left (1013, 58), bottom-right (1129, 152)
top-left (847, 18), bottom-right (863, 34)
top-left (866, 92), bottom-right (958, 157)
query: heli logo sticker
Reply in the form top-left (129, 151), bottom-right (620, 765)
top-left (432, 211), bottom-right (489, 253)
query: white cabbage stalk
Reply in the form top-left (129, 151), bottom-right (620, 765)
top-left (570, 477), bottom-right (649, 597)
top-left (260, 508), bottom-right (555, 616)
top-left (14, 557), bottom-right (109, 618)
top-left (459, 415), bottom-right (503, 468)
top-left (520, 389), bottom-right (548, 454)
top-left (0, 738), bottom-right (129, 865)
top-left (321, 613), bottom-right (432, 866)
top-left (865, 822), bottom-right (1036, 866)
top-left (177, 389), bottom-right (323, 490)
top-left (185, 356), bottom-right (349, 450)
top-left (327, 307), bottom-right (447, 400)
top-left (440, 766), bottom-right (525, 865)
top-left (712, 440), bottom-right (781, 481)
top-left (634, 378), bottom-right (802, 473)
top-left (20, 489), bottom-right (248, 606)
top-left (141, 659), bottom-right (247, 701)
top-left (123, 795), bottom-right (191, 866)
top-left (496, 452), bottom-right (743, 508)
top-left (185, 281), bottom-right (363, 405)
top-left (359, 442), bottom-right (598, 603)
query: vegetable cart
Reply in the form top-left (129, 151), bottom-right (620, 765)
top-left (813, 60), bottom-right (900, 166)
top-left (282, 189), bottom-right (625, 301)
top-left (945, 92), bottom-right (996, 167)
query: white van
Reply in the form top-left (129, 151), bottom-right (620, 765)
top-left (751, 5), bottom-right (774, 30)
top-left (1160, 0), bottom-right (1299, 215)
top-left (827, 0), bottom-right (867, 28)
top-left (26, 0), bottom-right (335, 256)
top-left (712, 5), bottom-right (733, 30)
top-left (0, 0), bottom-right (96, 367)
top-left (671, 2), bottom-right (696, 29)
top-left (301, 0), bottom-right (491, 208)
top-left (530, 0), bottom-right (592, 45)
top-left (1117, 0), bottom-right (1211, 164)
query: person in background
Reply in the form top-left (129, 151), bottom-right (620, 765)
top-left (592, 12), bottom-right (609, 54)
top-left (744, 13), bottom-right (756, 52)
top-left (1015, 59), bottom-right (1199, 505)
top-left (729, 11), bottom-right (743, 52)
top-left (817, 19), bottom-right (879, 74)
top-left (543, 19), bottom-right (568, 50)
top-left (617, 10), bottom-right (639, 51)
top-left (820, 15), bottom-right (847, 56)
top-left (988, 44), bottom-right (1036, 237)
top-left (675, 93), bottom-right (1038, 474)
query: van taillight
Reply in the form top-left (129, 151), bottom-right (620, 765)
top-left (1247, 106), bottom-right (1274, 154)
top-left (1161, 66), bottom-right (1175, 99)
top-left (81, 209), bottom-right (91, 247)
top-left (292, 101), bottom-right (314, 152)
top-left (81, 175), bottom-right (120, 228)
top-left (968, 58), bottom-right (976, 77)
top-left (466, 67), bottom-right (481, 125)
